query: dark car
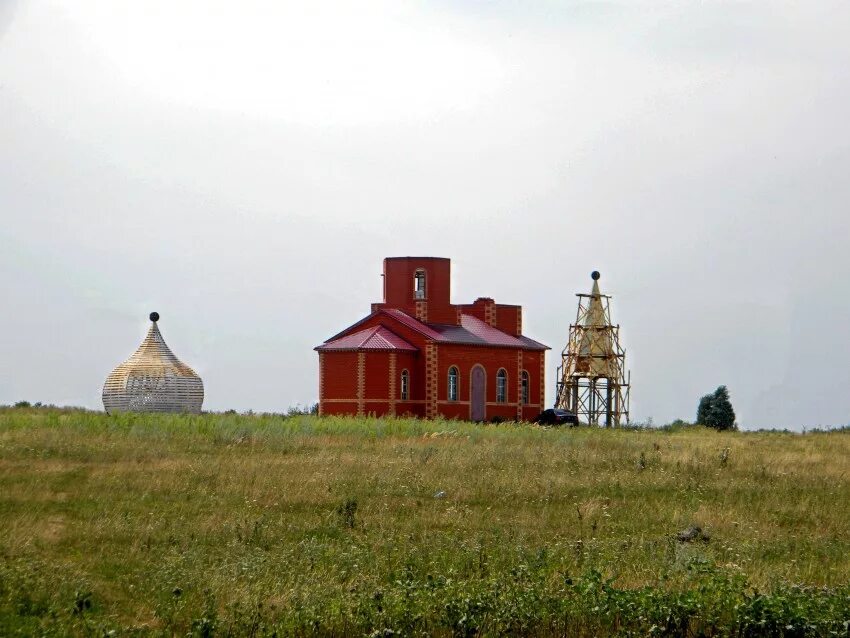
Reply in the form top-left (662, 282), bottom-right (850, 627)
top-left (534, 408), bottom-right (579, 426)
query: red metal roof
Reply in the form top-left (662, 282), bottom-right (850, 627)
top-left (380, 309), bottom-right (445, 340)
top-left (322, 309), bottom-right (443, 344)
top-left (427, 315), bottom-right (548, 350)
top-left (459, 314), bottom-right (526, 346)
top-left (319, 309), bottom-right (548, 352)
top-left (316, 326), bottom-right (418, 352)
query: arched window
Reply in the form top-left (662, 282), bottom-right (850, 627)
top-left (414, 269), bottom-right (426, 299)
top-left (496, 369), bottom-right (507, 403)
top-left (521, 370), bottom-right (529, 405)
top-left (400, 370), bottom-right (409, 401)
top-left (496, 368), bottom-right (508, 403)
top-left (448, 366), bottom-right (459, 401)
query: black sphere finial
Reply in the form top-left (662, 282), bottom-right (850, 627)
top-left (149, 312), bottom-right (160, 322)
top-left (591, 271), bottom-right (601, 281)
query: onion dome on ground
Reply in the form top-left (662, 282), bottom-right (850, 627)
top-left (102, 312), bottom-right (204, 414)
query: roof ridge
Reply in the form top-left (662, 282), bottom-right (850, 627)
top-left (378, 308), bottom-right (443, 340)
top-left (369, 329), bottom-right (394, 348)
top-left (316, 323), bottom-right (418, 352)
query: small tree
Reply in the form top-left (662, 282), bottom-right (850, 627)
top-left (709, 386), bottom-right (736, 430)
top-left (695, 386), bottom-right (736, 430)
top-left (696, 394), bottom-right (713, 426)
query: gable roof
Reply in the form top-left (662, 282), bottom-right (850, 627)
top-left (460, 314), bottom-right (530, 347)
top-left (315, 325), bottom-right (418, 352)
top-left (320, 309), bottom-right (548, 352)
top-left (428, 314), bottom-right (548, 350)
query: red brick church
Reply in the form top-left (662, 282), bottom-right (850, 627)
top-left (315, 257), bottom-right (549, 421)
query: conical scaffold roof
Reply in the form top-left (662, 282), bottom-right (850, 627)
top-left (102, 312), bottom-right (204, 414)
top-left (568, 273), bottom-right (618, 379)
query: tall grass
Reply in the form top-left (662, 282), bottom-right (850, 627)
top-left (0, 411), bottom-right (848, 635)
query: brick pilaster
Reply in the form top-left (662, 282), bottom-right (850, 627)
top-left (356, 352), bottom-right (366, 417)
top-left (388, 353), bottom-right (397, 417)
top-left (318, 352), bottom-right (325, 416)
top-left (516, 350), bottom-right (523, 422)
top-left (539, 353), bottom-right (546, 411)
top-left (415, 301), bottom-right (428, 322)
top-left (425, 343), bottom-right (438, 419)
top-left (484, 301), bottom-right (496, 327)
top-left (516, 307), bottom-right (523, 335)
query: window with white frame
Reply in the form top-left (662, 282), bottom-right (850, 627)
top-left (448, 366), bottom-right (459, 401)
top-left (400, 370), bottom-right (409, 400)
top-left (521, 370), bottom-right (529, 405)
top-left (496, 369), bottom-right (507, 403)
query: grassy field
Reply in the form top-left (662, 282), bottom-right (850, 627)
top-left (0, 409), bottom-right (848, 636)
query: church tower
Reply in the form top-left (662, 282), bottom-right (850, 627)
top-left (555, 272), bottom-right (630, 426)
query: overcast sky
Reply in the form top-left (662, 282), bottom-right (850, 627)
top-left (1, 1), bottom-right (849, 429)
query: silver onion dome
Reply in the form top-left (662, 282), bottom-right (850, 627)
top-left (102, 313), bottom-right (204, 414)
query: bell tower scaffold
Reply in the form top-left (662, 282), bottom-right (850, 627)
top-left (555, 271), bottom-right (630, 426)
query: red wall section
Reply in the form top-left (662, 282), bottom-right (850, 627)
top-left (319, 344), bottom-right (542, 422)
top-left (436, 345), bottom-right (514, 403)
top-left (395, 352), bottom-right (421, 401)
top-left (396, 403), bottom-right (426, 418)
top-left (341, 319), bottom-right (426, 403)
top-left (457, 303), bottom-right (485, 323)
top-left (383, 257), bottom-right (451, 308)
top-left (362, 402), bottom-right (390, 416)
top-left (495, 305), bottom-right (521, 336)
top-left (322, 352), bottom-right (358, 399)
top-left (522, 351), bottom-right (542, 407)
top-left (319, 348), bottom-right (427, 419)
top-left (382, 257), bottom-right (456, 323)
top-left (322, 402), bottom-right (359, 416)
top-left (364, 352), bottom-right (390, 400)
top-left (435, 345), bottom-right (541, 421)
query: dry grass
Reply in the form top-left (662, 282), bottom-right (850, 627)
top-left (0, 410), bottom-right (848, 635)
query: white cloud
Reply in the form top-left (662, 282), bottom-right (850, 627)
top-left (57, 1), bottom-right (507, 125)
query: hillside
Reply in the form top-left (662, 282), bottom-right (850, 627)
top-left (1, 411), bottom-right (848, 636)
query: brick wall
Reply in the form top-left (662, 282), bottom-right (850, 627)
top-left (321, 352), bottom-right (359, 400)
top-left (321, 344), bottom-right (544, 422)
top-left (434, 345), bottom-right (542, 422)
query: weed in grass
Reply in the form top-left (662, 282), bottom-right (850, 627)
top-left (336, 497), bottom-right (358, 529)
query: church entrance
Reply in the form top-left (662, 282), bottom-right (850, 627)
top-left (470, 365), bottom-right (486, 422)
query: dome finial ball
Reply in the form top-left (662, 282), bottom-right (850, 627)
top-left (149, 312), bottom-right (160, 322)
top-left (591, 271), bottom-right (600, 281)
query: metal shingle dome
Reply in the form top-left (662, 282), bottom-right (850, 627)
top-left (102, 313), bottom-right (204, 414)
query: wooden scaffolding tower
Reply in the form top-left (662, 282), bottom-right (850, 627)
top-left (555, 271), bottom-right (630, 426)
